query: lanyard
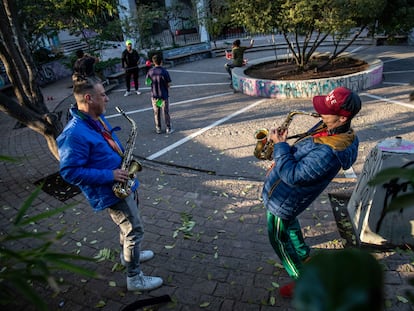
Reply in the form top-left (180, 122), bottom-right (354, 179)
top-left (97, 117), bottom-right (123, 156)
top-left (75, 109), bottom-right (123, 156)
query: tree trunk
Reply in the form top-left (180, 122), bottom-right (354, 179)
top-left (0, 0), bottom-right (63, 160)
top-left (0, 93), bottom-right (62, 160)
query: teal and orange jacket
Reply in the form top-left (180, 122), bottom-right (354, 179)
top-left (262, 129), bottom-right (358, 220)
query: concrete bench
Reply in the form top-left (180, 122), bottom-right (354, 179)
top-left (162, 42), bottom-right (212, 67)
top-left (106, 64), bottom-right (148, 84)
top-left (375, 35), bottom-right (408, 46)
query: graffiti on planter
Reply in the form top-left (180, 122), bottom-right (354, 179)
top-left (234, 60), bottom-right (383, 98)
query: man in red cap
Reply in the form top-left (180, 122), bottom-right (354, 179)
top-left (262, 86), bottom-right (361, 298)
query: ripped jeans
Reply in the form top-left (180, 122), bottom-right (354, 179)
top-left (108, 191), bottom-right (144, 277)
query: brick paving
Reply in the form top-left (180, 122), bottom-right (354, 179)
top-left (1, 46), bottom-right (414, 311)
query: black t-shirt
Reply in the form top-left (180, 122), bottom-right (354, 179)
top-left (122, 49), bottom-right (140, 71)
top-left (73, 56), bottom-right (96, 77)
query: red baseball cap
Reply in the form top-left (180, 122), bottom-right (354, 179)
top-left (313, 87), bottom-right (361, 117)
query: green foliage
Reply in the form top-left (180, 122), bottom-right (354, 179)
top-left (136, 4), bottom-right (165, 49)
top-left (376, 0), bottom-right (414, 35)
top-left (0, 182), bottom-right (99, 310)
top-left (293, 249), bottom-right (384, 311)
top-left (94, 57), bottom-right (121, 73)
top-left (17, 0), bottom-right (119, 53)
top-left (229, 0), bottom-right (387, 69)
top-left (230, 0), bottom-right (279, 33)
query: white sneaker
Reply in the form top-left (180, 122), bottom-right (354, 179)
top-left (166, 128), bottom-right (174, 134)
top-left (120, 250), bottom-right (154, 266)
top-left (136, 90), bottom-right (141, 95)
top-left (127, 272), bottom-right (163, 291)
top-left (124, 91), bottom-right (131, 97)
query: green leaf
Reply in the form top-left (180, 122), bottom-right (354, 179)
top-left (95, 300), bottom-right (106, 308)
top-left (0, 155), bottom-right (20, 162)
top-left (14, 187), bottom-right (43, 225)
top-left (19, 204), bottom-right (75, 226)
top-left (396, 295), bottom-right (409, 303)
top-left (44, 257), bottom-right (99, 278)
top-left (7, 276), bottom-right (48, 310)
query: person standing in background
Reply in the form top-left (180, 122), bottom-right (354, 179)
top-left (145, 54), bottom-right (173, 134)
top-left (73, 49), bottom-right (99, 79)
top-left (122, 40), bottom-right (141, 96)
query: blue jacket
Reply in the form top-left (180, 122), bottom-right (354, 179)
top-left (262, 130), bottom-right (358, 220)
top-left (57, 109), bottom-right (139, 211)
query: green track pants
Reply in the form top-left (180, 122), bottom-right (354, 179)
top-left (267, 211), bottom-right (310, 279)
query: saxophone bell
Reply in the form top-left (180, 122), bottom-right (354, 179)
top-left (129, 159), bottom-right (142, 176)
top-left (253, 110), bottom-right (321, 161)
top-left (254, 128), bottom-right (274, 161)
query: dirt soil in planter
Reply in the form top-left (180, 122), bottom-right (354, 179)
top-left (245, 56), bottom-right (369, 80)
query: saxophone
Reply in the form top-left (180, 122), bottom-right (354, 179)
top-left (253, 110), bottom-right (321, 161)
top-left (112, 106), bottom-right (142, 199)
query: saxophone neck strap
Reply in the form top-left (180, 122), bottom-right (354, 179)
top-left (75, 109), bottom-right (123, 156)
top-left (97, 117), bottom-right (124, 156)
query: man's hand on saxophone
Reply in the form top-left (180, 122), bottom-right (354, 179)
top-left (113, 168), bottom-right (129, 183)
top-left (269, 127), bottom-right (288, 144)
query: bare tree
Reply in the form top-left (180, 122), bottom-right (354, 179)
top-left (0, 0), bottom-right (117, 159)
top-left (0, 0), bottom-right (62, 159)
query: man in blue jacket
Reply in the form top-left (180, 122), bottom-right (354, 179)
top-left (262, 86), bottom-right (361, 298)
top-left (57, 76), bottom-right (163, 291)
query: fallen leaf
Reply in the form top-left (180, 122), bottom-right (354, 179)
top-left (95, 300), bottom-right (106, 308)
top-left (397, 295), bottom-right (409, 303)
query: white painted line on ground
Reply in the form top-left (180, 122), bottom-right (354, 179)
top-left (170, 83), bottom-right (230, 88)
top-left (146, 99), bottom-right (267, 160)
top-left (169, 69), bottom-right (228, 75)
top-left (106, 92), bottom-right (234, 118)
top-left (360, 92), bottom-right (414, 109)
top-left (383, 70), bottom-right (414, 74)
top-left (383, 55), bottom-right (414, 63)
top-left (383, 82), bottom-right (409, 86)
top-left (113, 82), bottom-right (230, 93)
top-left (350, 46), bottom-right (363, 53)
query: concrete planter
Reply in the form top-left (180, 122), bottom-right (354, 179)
top-left (232, 54), bottom-right (383, 98)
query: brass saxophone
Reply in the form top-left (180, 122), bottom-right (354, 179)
top-left (112, 106), bottom-right (142, 199)
top-left (253, 110), bottom-right (321, 161)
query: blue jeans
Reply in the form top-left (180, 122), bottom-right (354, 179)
top-left (108, 191), bottom-right (144, 277)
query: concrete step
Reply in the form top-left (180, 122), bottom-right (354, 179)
top-left (59, 40), bottom-right (88, 55)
